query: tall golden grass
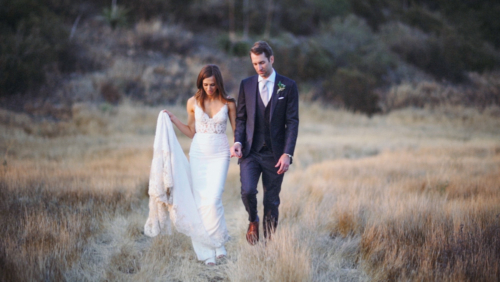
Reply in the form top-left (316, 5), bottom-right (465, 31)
top-left (1, 101), bottom-right (499, 281)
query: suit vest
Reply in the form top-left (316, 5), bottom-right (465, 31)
top-left (251, 87), bottom-right (272, 152)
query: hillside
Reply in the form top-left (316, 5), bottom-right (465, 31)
top-left (1, 0), bottom-right (500, 116)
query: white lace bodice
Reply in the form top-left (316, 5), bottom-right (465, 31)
top-left (195, 104), bottom-right (228, 134)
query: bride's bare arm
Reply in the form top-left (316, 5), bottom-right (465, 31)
top-left (164, 97), bottom-right (196, 139)
top-left (227, 101), bottom-right (237, 142)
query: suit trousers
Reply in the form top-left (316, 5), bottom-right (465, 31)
top-left (240, 146), bottom-right (284, 237)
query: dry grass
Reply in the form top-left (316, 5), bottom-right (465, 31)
top-left (282, 147), bottom-right (500, 281)
top-left (0, 164), bottom-right (144, 281)
top-left (1, 102), bottom-right (499, 281)
top-left (381, 72), bottom-right (500, 111)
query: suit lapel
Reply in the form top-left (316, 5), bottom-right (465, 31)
top-left (245, 75), bottom-right (258, 130)
top-left (269, 73), bottom-right (281, 122)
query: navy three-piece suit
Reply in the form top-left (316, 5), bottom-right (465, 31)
top-left (234, 72), bottom-right (299, 237)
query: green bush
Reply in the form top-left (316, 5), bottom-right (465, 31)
top-left (218, 35), bottom-right (251, 57)
top-left (402, 6), bottom-right (444, 35)
top-left (103, 0), bottom-right (194, 22)
top-left (0, 30), bottom-right (46, 96)
top-left (312, 0), bottom-right (351, 20)
top-left (350, 1), bottom-right (500, 81)
top-left (317, 15), bottom-right (397, 82)
top-left (270, 33), bottom-right (334, 80)
top-left (102, 4), bottom-right (129, 29)
top-left (276, 0), bottom-right (317, 35)
top-left (323, 68), bottom-right (380, 116)
top-left (0, 1), bottom-right (77, 99)
top-left (350, 0), bottom-right (387, 30)
top-left (382, 20), bottom-right (500, 83)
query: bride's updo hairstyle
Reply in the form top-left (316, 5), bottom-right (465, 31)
top-left (195, 64), bottom-right (235, 112)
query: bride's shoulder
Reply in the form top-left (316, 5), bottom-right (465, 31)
top-left (186, 97), bottom-right (197, 111)
top-left (187, 96), bottom-right (197, 105)
top-left (226, 99), bottom-right (236, 111)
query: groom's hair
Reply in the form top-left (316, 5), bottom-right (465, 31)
top-left (250, 41), bottom-right (273, 61)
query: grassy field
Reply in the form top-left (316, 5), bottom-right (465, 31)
top-left (1, 102), bottom-right (499, 281)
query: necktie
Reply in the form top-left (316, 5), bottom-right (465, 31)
top-left (261, 80), bottom-right (269, 107)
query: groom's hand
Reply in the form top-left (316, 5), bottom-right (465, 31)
top-left (230, 143), bottom-right (242, 158)
top-left (276, 154), bottom-right (291, 174)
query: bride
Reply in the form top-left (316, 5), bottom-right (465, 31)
top-left (145, 64), bottom-right (236, 266)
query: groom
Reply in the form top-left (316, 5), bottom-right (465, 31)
top-left (230, 41), bottom-right (299, 245)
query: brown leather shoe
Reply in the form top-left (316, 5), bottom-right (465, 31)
top-left (246, 221), bottom-right (259, 245)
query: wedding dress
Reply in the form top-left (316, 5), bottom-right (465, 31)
top-left (144, 105), bottom-right (230, 262)
top-left (189, 103), bottom-right (230, 261)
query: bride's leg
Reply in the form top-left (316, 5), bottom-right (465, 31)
top-left (192, 240), bottom-right (216, 264)
top-left (204, 257), bottom-right (216, 266)
top-left (216, 245), bottom-right (226, 259)
top-left (196, 156), bottom-right (230, 242)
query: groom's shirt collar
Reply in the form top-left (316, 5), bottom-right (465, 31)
top-left (258, 69), bottom-right (276, 84)
top-left (258, 69), bottom-right (276, 101)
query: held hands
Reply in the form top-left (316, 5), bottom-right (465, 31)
top-left (275, 154), bottom-right (291, 174)
top-left (230, 143), bottom-right (242, 158)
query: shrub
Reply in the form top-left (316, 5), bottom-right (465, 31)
top-left (275, 0), bottom-right (317, 35)
top-left (135, 20), bottom-right (195, 56)
top-left (0, 1), bottom-right (79, 102)
top-left (317, 15), bottom-right (397, 83)
top-left (113, 0), bottom-right (193, 22)
top-left (381, 72), bottom-right (500, 112)
top-left (402, 6), bottom-right (444, 35)
top-left (323, 68), bottom-right (381, 116)
top-left (182, 0), bottom-right (226, 29)
top-left (269, 33), bottom-right (334, 80)
top-left (350, 0), bottom-right (387, 30)
top-left (232, 40), bottom-right (252, 57)
top-left (102, 3), bottom-right (129, 29)
top-left (312, 0), bottom-right (351, 21)
top-left (218, 35), bottom-right (251, 57)
top-left (383, 21), bottom-right (500, 83)
top-left (100, 82), bottom-right (121, 104)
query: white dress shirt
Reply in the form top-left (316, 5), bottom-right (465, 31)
top-left (258, 69), bottom-right (276, 105)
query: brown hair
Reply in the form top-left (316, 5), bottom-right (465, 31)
top-left (195, 64), bottom-right (235, 111)
top-left (250, 41), bottom-right (273, 61)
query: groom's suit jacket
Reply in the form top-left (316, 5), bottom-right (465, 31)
top-left (234, 73), bottom-right (299, 163)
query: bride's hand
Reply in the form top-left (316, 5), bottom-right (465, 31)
top-left (163, 110), bottom-right (176, 121)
